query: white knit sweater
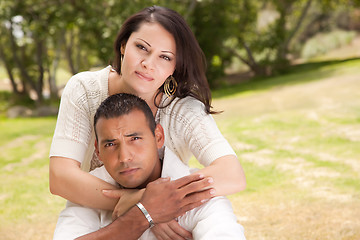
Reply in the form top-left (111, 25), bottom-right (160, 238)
top-left (50, 66), bottom-right (236, 172)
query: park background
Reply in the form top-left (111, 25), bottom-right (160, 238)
top-left (0, 0), bottom-right (359, 239)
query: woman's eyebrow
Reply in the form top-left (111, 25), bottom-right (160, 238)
top-left (137, 38), bottom-right (151, 47)
top-left (162, 50), bottom-right (175, 56)
top-left (137, 38), bottom-right (175, 56)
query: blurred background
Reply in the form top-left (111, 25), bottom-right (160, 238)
top-left (1, 0), bottom-right (359, 239)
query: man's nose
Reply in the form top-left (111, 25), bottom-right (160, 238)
top-left (118, 145), bottom-right (132, 163)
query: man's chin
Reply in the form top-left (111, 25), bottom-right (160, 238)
top-left (118, 181), bottom-right (142, 189)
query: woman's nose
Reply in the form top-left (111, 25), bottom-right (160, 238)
top-left (141, 56), bottom-right (155, 70)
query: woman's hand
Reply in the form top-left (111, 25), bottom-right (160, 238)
top-left (102, 188), bottom-right (145, 220)
top-left (196, 155), bottom-right (246, 196)
top-left (151, 220), bottom-right (192, 240)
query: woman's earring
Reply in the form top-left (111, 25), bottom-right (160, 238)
top-left (164, 75), bottom-right (177, 98)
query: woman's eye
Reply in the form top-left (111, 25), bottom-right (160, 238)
top-left (161, 55), bottom-right (171, 61)
top-left (132, 137), bottom-right (141, 141)
top-left (136, 44), bottom-right (147, 51)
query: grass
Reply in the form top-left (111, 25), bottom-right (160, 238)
top-left (0, 117), bottom-right (65, 239)
top-left (212, 57), bottom-right (360, 99)
top-left (1, 57), bottom-right (360, 239)
top-left (210, 58), bottom-right (360, 239)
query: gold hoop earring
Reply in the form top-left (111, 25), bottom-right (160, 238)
top-left (164, 75), bottom-right (177, 98)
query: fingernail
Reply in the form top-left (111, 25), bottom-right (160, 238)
top-left (210, 189), bottom-right (216, 195)
top-left (207, 177), bottom-right (213, 183)
top-left (102, 190), bottom-right (109, 193)
top-left (198, 174), bottom-right (205, 179)
top-left (201, 199), bottom-right (209, 203)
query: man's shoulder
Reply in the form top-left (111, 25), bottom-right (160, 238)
top-left (161, 147), bottom-right (191, 180)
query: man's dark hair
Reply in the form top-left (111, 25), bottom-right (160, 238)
top-left (94, 93), bottom-right (156, 141)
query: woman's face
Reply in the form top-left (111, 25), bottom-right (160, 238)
top-left (120, 22), bottom-right (176, 97)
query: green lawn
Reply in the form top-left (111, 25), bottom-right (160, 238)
top-left (1, 58), bottom-right (360, 239)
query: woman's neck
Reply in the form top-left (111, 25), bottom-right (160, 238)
top-left (108, 70), bottom-right (162, 117)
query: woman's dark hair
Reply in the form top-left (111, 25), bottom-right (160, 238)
top-left (113, 6), bottom-right (217, 114)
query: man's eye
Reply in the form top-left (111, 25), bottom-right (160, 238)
top-left (105, 143), bottom-right (114, 147)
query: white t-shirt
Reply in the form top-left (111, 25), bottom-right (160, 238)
top-left (50, 66), bottom-right (236, 171)
top-left (53, 148), bottom-right (246, 240)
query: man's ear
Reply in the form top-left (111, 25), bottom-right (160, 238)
top-left (94, 139), bottom-right (100, 157)
top-left (154, 124), bottom-right (165, 149)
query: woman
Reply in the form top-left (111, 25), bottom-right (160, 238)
top-left (50, 5), bottom-right (245, 239)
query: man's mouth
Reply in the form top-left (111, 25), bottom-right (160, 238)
top-left (120, 168), bottom-right (139, 175)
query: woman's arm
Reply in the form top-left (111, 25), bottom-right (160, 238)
top-left (49, 156), bottom-right (119, 210)
top-left (163, 97), bottom-right (246, 196)
top-left (195, 155), bottom-right (246, 196)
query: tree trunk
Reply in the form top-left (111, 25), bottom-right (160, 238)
top-left (48, 37), bottom-right (62, 99)
top-left (0, 45), bottom-right (20, 94)
top-left (64, 30), bottom-right (77, 75)
top-left (184, 0), bottom-right (197, 20)
top-left (8, 22), bottom-right (36, 96)
top-left (225, 45), bottom-right (268, 76)
top-left (35, 39), bottom-right (45, 103)
top-left (279, 0), bottom-right (313, 60)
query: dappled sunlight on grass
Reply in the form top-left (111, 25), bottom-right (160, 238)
top-left (212, 63), bottom-right (360, 239)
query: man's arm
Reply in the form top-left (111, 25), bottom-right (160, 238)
top-left (76, 174), bottom-right (214, 240)
top-left (76, 206), bottom-right (148, 240)
top-left (180, 197), bottom-right (246, 240)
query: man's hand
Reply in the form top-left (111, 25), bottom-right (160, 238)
top-left (151, 220), bottom-right (192, 240)
top-left (140, 174), bottom-right (214, 224)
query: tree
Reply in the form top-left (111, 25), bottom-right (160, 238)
top-left (224, 0), bottom-right (360, 77)
top-left (0, 0), bottom-right (62, 103)
top-left (222, 0), bottom-right (314, 76)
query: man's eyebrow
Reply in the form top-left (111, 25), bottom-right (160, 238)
top-left (124, 132), bottom-right (141, 137)
top-left (100, 139), bottom-right (116, 144)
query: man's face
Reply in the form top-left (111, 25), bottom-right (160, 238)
top-left (95, 110), bottom-right (163, 189)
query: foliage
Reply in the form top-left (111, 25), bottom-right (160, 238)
top-left (301, 30), bottom-right (356, 59)
top-left (0, 0), bottom-right (359, 101)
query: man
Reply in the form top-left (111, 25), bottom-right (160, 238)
top-left (53, 93), bottom-right (246, 240)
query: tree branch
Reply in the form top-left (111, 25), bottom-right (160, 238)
top-left (284, 0), bottom-right (313, 54)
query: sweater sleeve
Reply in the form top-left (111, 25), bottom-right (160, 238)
top-left (160, 96), bottom-right (236, 167)
top-left (49, 68), bottom-right (108, 164)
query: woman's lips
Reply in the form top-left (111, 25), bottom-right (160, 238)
top-left (136, 71), bottom-right (153, 81)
